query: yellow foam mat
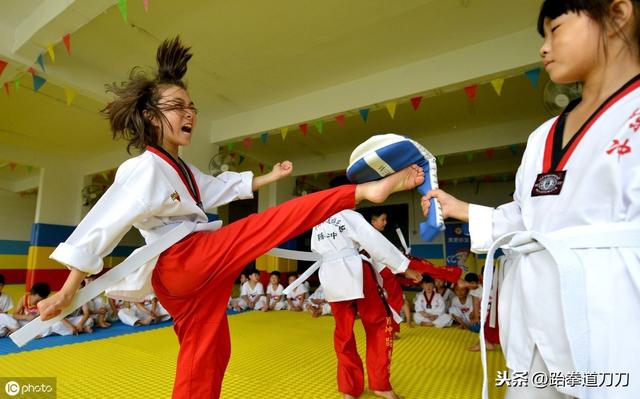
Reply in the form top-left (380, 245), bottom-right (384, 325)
top-left (0, 311), bottom-right (506, 398)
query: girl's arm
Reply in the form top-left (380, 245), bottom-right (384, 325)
top-left (251, 161), bottom-right (292, 191)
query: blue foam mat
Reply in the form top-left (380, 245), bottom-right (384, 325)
top-left (0, 309), bottom-right (248, 356)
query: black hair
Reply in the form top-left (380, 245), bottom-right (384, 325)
top-left (0, 273), bottom-right (4, 285)
top-left (288, 272), bottom-right (299, 279)
top-left (464, 273), bottom-right (480, 283)
top-left (247, 268), bottom-right (259, 276)
top-left (103, 36), bottom-right (194, 154)
top-left (269, 271), bottom-right (281, 278)
top-left (537, 0), bottom-right (640, 51)
top-left (370, 208), bottom-right (388, 220)
top-left (29, 282), bottom-right (51, 299)
top-left (421, 274), bottom-right (435, 284)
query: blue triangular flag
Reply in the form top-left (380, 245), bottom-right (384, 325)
top-left (33, 75), bottom-right (46, 92)
top-left (525, 68), bottom-right (541, 88)
top-left (36, 53), bottom-right (45, 72)
top-left (509, 144), bottom-right (519, 156)
top-left (260, 132), bottom-right (268, 144)
top-left (359, 108), bottom-right (370, 122)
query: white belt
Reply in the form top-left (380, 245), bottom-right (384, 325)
top-left (281, 247), bottom-right (359, 297)
top-left (479, 222), bottom-right (640, 399)
top-left (10, 221), bottom-right (197, 348)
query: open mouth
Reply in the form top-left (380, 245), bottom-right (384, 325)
top-left (181, 125), bottom-right (193, 133)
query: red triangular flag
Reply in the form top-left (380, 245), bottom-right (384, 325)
top-left (464, 85), bottom-right (478, 101)
top-left (299, 123), bottom-right (308, 136)
top-left (242, 137), bottom-right (252, 148)
top-left (485, 148), bottom-right (495, 159)
top-left (9, 162), bottom-right (17, 171)
top-left (0, 60), bottom-right (7, 78)
top-left (259, 163), bottom-right (265, 173)
top-left (27, 67), bottom-right (36, 75)
top-left (63, 33), bottom-right (71, 55)
top-left (410, 96), bottom-right (423, 111)
top-left (335, 114), bottom-right (345, 127)
top-left (3, 82), bottom-right (9, 95)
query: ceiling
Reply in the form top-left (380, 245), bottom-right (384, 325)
top-left (0, 0), bottom-right (548, 192)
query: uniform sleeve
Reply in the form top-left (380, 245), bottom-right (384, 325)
top-left (50, 181), bottom-right (152, 276)
top-left (189, 165), bottom-right (254, 210)
top-left (342, 210), bottom-right (409, 273)
top-left (469, 152), bottom-right (528, 252)
top-left (432, 295), bottom-right (445, 315)
top-left (256, 283), bottom-right (265, 295)
top-left (414, 295), bottom-right (425, 312)
top-left (240, 282), bottom-right (249, 296)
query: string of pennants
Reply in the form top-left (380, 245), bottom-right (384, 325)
top-left (0, 1), bottom-right (151, 103)
top-left (0, 33), bottom-right (75, 104)
top-left (223, 67), bottom-right (543, 150)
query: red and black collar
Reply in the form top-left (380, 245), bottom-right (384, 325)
top-left (147, 145), bottom-right (203, 209)
top-left (543, 73), bottom-right (640, 172)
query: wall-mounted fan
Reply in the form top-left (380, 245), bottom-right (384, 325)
top-left (209, 151), bottom-right (236, 176)
top-left (543, 81), bottom-right (582, 116)
top-left (81, 184), bottom-right (106, 207)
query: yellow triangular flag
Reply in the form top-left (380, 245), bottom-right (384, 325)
top-left (47, 44), bottom-right (55, 63)
top-left (491, 78), bottom-right (504, 96)
top-left (64, 87), bottom-right (76, 106)
top-left (280, 127), bottom-right (288, 141)
top-left (385, 101), bottom-right (397, 119)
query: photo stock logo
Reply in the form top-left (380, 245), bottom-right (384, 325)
top-left (1, 378), bottom-right (56, 398)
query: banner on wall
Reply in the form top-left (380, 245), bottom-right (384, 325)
top-left (444, 222), bottom-right (477, 274)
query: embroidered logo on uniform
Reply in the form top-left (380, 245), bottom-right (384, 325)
top-left (531, 171), bottom-right (566, 197)
top-left (606, 139), bottom-right (632, 156)
top-left (170, 191), bottom-right (181, 202)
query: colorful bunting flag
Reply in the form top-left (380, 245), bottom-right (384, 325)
top-left (9, 163), bottom-right (17, 171)
top-left (27, 67), bottom-right (35, 75)
top-left (242, 137), bottom-right (252, 148)
top-left (14, 79), bottom-right (20, 92)
top-left (385, 102), bottom-right (397, 119)
top-left (335, 114), bottom-right (345, 127)
top-left (437, 155), bottom-right (445, 166)
top-left (525, 68), bottom-right (541, 88)
top-left (143, 0), bottom-right (149, 12)
top-left (259, 163), bottom-right (264, 173)
top-left (464, 85), bottom-right (478, 101)
top-left (63, 33), bottom-right (71, 55)
top-left (36, 53), bottom-right (45, 72)
top-left (64, 87), bottom-right (76, 106)
top-left (227, 142), bottom-right (235, 151)
top-left (280, 127), bottom-right (288, 141)
top-left (509, 144), bottom-right (518, 156)
top-left (410, 96), bottom-right (423, 111)
top-left (118, 0), bottom-right (128, 23)
top-left (260, 132), bottom-right (268, 144)
top-left (491, 78), bottom-right (504, 96)
top-left (238, 155), bottom-right (245, 165)
top-left (359, 108), bottom-right (370, 122)
top-left (452, 179), bottom-right (459, 186)
top-left (0, 60), bottom-right (7, 78)
top-left (3, 82), bottom-right (9, 95)
top-left (47, 44), bottom-right (55, 63)
top-left (466, 152), bottom-right (474, 162)
top-left (299, 123), bottom-right (308, 136)
top-left (468, 176), bottom-right (477, 184)
top-left (33, 75), bottom-right (46, 92)
top-left (485, 148), bottom-right (495, 159)
top-left (314, 120), bottom-right (323, 134)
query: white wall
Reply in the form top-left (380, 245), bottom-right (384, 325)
top-left (0, 190), bottom-right (37, 241)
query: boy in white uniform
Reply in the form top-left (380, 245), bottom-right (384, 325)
top-left (265, 271), bottom-right (285, 311)
top-left (449, 284), bottom-right (473, 329)
top-left (235, 269), bottom-right (267, 311)
top-left (413, 275), bottom-right (453, 328)
top-left (304, 285), bottom-right (331, 317)
top-left (0, 274), bottom-right (13, 315)
top-left (285, 273), bottom-right (308, 311)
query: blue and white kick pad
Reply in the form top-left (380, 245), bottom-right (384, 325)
top-left (347, 133), bottom-right (444, 241)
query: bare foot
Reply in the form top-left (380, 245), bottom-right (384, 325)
top-left (373, 390), bottom-right (403, 399)
top-left (355, 165), bottom-right (424, 204)
top-left (343, 394), bottom-right (357, 399)
top-left (468, 343), bottom-right (481, 352)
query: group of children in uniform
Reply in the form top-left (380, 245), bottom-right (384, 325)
top-left (228, 270), bottom-right (331, 317)
top-left (0, 273), bottom-right (171, 339)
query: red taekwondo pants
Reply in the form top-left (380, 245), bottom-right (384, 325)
top-left (329, 262), bottom-right (395, 397)
top-left (151, 185), bottom-right (356, 399)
